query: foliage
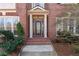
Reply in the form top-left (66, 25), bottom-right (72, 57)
top-left (0, 30), bottom-right (15, 41)
top-left (57, 30), bottom-right (71, 37)
top-left (0, 31), bottom-right (23, 55)
top-left (0, 22), bottom-right (24, 56)
top-left (16, 22), bottom-right (24, 36)
top-left (61, 4), bottom-right (79, 17)
top-left (1, 37), bottom-right (23, 53)
top-left (0, 51), bottom-right (8, 56)
top-left (57, 30), bottom-right (79, 43)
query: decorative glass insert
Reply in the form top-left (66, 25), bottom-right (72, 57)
top-left (32, 3), bottom-right (44, 8)
top-left (36, 21), bottom-right (41, 34)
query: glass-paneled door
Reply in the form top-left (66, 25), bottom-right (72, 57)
top-left (33, 19), bottom-right (44, 37)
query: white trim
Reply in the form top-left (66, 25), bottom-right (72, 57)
top-left (61, 17), bottom-right (63, 31)
top-left (67, 19), bottom-right (69, 31)
top-left (44, 14), bottom-right (47, 38)
top-left (2, 12), bottom-right (6, 15)
top-left (30, 6), bottom-right (46, 11)
top-left (29, 14), bottom-right (33, 38)
top-left (74, 20), bottom-right (76, 34)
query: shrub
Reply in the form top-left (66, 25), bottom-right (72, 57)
top-left (57, 30), bottom-right (71, 37)
top-left (16, 22), bottom-right (24, 36)
top-left (0, 22), bottom-right (24, 55)
top-left (0, 30), bottom-right (14, 41)
top-left (2, 37), bottom-right (23, 53)
top-left (57, 30), bottom-right (79, 43)
top-left (0, 51), bottom-right (8, 56)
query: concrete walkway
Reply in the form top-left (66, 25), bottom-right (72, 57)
top-left (19, 45), bottom-right (57, 56)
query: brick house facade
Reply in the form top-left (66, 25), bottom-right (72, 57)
top-left (0, 3), bottom-right (65, 45)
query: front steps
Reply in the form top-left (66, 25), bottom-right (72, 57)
top-left (20, 45), bottom-right (57, 56)
top-left (19, 38), bottom-right (57, 56)
top-left (25, 38), bottom-right (51, 45)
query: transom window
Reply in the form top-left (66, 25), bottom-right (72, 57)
top-left (56, 17), bottom-right (79, 36)
top-left (0, 16), bottom-right (19, 35)
top-left (32, 3), bottom-right (44, 8)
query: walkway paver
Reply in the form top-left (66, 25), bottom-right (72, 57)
top-left (20, 45), bottom-right (57, 56)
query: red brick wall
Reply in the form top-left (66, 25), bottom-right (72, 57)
top-left (16, 3), bottom-right (65, 41)
top-left (0, 12), bottom-right (2, 16)
top-left (46, 3), bottom-right (65, 40)
top-left (16, 3), bottom-right (27, 39)
top-left (16, 3), bottom-right (31, 39)
top-left (6, 12), bottom-right (17, 16)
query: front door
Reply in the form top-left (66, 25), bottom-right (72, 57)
top-left (33, 19), bottom-right (44, 37)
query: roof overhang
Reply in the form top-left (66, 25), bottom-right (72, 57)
top-left (28, 6), bottom-right (49, 15)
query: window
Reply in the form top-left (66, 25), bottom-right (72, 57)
top-left (76, 19), bottom-right (79, 34)
top-left (69, 19), bottom-right (74, 33)
top-left (56, 17), bottom-right (79, 35)
top-left (32, 3), bottom-right (44, 8)
top-left (0, 16), bottom-right (19, 35)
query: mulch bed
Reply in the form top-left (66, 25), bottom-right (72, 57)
top-left (52, 43), bottom-right (75, 56)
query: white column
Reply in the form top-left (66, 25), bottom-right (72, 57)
top-left (44, 14), bottom-right (47, 38)
top-left (61, 17), bottom-right (63, 31)
top-left (74, 19), bottom-right (76, 34)
top-left (67, 19), bottom-right (70, 31)
top-left (30, 14), bottom-right (33, 38)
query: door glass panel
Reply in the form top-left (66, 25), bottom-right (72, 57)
top-left (33, 20), bottom-right (44, 37)
top-left (36, 22), bottom-right (40, 34)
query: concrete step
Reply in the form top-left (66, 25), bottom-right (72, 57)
top-left (25, 38), bottom-right (51, 45)
top-left (26, 41), bottom-right (51, 45)
top-left (19, 45), bottom-right (57, 56)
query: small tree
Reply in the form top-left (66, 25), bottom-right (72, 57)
top-left (16, 22), bottom-right (24, 37)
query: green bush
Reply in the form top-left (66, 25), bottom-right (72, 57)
top-left (57, 30), bottom-right (79, 43)
top-left (0, 51), bottom-right (8, 56)
top-left (0, 22), bottom-right (24, 55)
top-left (57, 30), bottom-right (71, 37)
top-left (0, 30), bottom-right (15, 41)
top-left (16, 22), bottom-right (24, 36)
top-left (2, 37), bottom-right (23, 53)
